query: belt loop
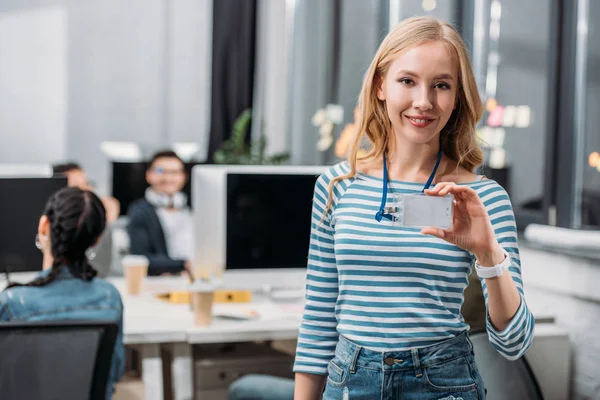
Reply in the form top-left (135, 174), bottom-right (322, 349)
top-left (411, 348), bottom-right (422, 377)
top-left (349, 345), bottom-right (361, 374)
top-left (466, 331), bottom-right (474, 354)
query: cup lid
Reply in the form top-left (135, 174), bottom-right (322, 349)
top-left (122, 255), bottom-right (149, 265)
top-left (190, 279), bottom-right (215, 292)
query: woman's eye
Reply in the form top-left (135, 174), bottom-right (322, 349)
top-left (435, 82), bottom-right (450, 89)
top-left (399, 78), bottom-right (413, 85)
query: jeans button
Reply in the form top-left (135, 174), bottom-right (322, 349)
top-left (384, 357), bottom-right (394, 366)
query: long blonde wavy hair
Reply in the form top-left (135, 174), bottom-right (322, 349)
top-left (325, 16), bottom-right (484, 216)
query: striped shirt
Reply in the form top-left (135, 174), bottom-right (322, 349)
top-left (293, 162), bottom-right (535, 375)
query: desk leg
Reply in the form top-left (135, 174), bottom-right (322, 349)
top-left (141, 343), bottom-right (164, 400)
top-left (171, 343), bottom-right (193, 400)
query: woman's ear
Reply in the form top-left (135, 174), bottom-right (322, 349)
top-left (38, 215), bottom-right (49, 237)
top-left (376, 76), bottom-right (386, 101)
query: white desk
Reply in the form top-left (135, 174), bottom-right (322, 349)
top-left (114, 286), bottom-right (192, 400)
top-left (113, 269), bottom-right (557, 400)
top-left (110, 270), bottom-right (307, 400)
top-left (2, 270), bottom-right (557, 400)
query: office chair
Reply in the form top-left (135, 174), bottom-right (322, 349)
top-left (0, 320), bottom-right (118, 400)
top-left (470, 329), bottom-right (544, 400)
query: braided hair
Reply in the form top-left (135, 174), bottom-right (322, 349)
top-left (6, 187), bottom-right (106, 288)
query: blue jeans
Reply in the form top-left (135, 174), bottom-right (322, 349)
top-left (323, 333), bottom-right (486, 400)
top-left (228, 375), bottom-right (294, 400)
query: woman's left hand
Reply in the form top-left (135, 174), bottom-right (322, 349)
top-left (421, 182), bottom-right (500, 260)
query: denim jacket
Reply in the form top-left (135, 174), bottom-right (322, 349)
top-left (0, 267), bottom-right (125, 400)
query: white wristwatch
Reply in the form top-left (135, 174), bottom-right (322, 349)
top-left (475, 251), bottom-right (511, 279)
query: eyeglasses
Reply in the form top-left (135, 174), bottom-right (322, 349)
top-left (152, 167), bottom-right (185, 176)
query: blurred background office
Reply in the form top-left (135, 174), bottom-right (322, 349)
top-left (0, 0), bottom-right (599, 399)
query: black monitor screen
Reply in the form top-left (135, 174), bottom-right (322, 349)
top-left (226, 173), bottom-right (318, 270)
top-left (0, 178), bottom-right (68, 273)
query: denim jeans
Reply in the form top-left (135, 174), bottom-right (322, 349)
top-left (323, 333), bottom-right (486, 400)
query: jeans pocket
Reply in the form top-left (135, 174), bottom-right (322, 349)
top-left (423, 355), bottom-right (478, 392)
top-left (326, 358), bottom-right (348, 388)
top-left (468, 357), bottom-right (487, 398)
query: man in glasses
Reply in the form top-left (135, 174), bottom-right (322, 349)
top-left (127, 150), bottom-right (193, 276)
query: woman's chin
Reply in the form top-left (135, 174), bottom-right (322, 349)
top-left (399, 132), bottom-right (440, 146)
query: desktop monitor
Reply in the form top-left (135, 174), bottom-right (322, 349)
top-left (0, 177), bottom-right (68, 273)
top-left (192, 165), bottom-right (326, 272)
top-left (111, 161), bottom-right (206, 215)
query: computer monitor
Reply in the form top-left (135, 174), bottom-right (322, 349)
top-left (192, 165), bottom-right (326, 272)
top-left (111, 161), bottom-right (206, 215)
top-left (0, 177), bottom-right (68, 273)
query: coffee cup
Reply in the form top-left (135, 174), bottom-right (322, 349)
top-left (122, 255), bottom-right (149, 295)
top-left (190, 279), bottom-right (216, 326)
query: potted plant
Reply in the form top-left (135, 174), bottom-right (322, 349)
top-left (213, 109), bottom-right (290, 165)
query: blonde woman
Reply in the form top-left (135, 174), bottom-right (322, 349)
top-left (294, 17), bottom-right (534, 399)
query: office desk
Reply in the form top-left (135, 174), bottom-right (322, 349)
top-left (2, 270), bottom-right (557, 400)
top-left (114, 269), bottom-right (557, 400)
top-left (114, 285), bottom-right (191, 400)
top-left (110, 269), bottom-right (306, 400)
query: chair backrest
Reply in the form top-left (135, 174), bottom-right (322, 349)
top-left (470, 330), bottom-right (544, 400)
top-left (461, 269), bottom-right (487, 331)
top-left (0, 320), bottom-right (118, 400)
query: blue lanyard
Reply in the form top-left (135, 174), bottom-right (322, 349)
top-left (375, 150), bottom-right (443, 222)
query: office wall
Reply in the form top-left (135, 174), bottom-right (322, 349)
top-left (0, 4), bottom-right (67, 165)
top-left (0, 0), bottom-right (212, 195)
top-left (66, 0), bottom-right (167, 195)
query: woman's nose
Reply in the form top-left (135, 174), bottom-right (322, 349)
top-left (413, 87), bottom-right (433, 111)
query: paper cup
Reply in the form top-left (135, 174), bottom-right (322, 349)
top-left (192, 262), bottom-right (224, 280)
top-left (191, 292), bottom-right (214, 326)
top-left (190, 280), bottom-right (216, 326)
top-left (122, 255), bottom-right (149, 295)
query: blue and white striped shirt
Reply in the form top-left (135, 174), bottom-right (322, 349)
top-left (293, 162), bottom-right (535, 375)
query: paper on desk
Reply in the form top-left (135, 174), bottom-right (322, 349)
top-left (213, 303), bottom-right (302, 321)
top-left (277, 303), bottom-right (305, 314)
top-left (142, 278), bottom-right (190, 294)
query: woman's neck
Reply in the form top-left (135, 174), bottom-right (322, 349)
top-left (42, 251), bottom-right (54, 271)
top-left (386, 136), bottom-right (441, 182)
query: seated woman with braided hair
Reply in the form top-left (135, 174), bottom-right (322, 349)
top-left (0, 186), bottom-right (125, 400)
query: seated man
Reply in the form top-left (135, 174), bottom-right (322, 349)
top-left (127, 150), bottom-right (193, 276)
top-left (52, 162), bottom-right (120, 277)
top-left (52, 162), bottom-right (120, 223)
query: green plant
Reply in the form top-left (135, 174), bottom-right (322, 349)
top-left (213, 108), bottom-right (290, 165)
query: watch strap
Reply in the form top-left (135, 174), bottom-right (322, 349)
top-left (475, 251), bottom-right (511, 279)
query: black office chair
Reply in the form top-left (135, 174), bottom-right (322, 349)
top-left (469, 329), bottom-right (544, 400)
top-left (0, 320), bottom-right (118, 400)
